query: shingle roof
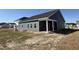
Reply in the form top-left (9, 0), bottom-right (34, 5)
top-left (18, 17), bottom-right (29, 20)
top-left (66, 23), bottom-right (76, 25)
top-left (15, 17), bottom-right (29, 21)
top-left (17, 10), bottom-right (58, 22)
top-left (17, 9), bottom-right (65, 23)
top-left (0, 23), bottom-right (8, 25)
top-left (76, 21), bottom-right (79, 24)
top-left (30, 10), bottom-right (58, 19)
top-left (0, 23), bottom-right (16, 25)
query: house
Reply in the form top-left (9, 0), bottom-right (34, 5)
top-left (65, 23), bottom-right (77, 29)
top-left (8, 23), bottom-right (16, 28)
top-left (0, 22), bottom-right (16, 28)
top-left (0, 23), bottom-right (9, 28)
top-left (76, 21), bottom-right (79, 29)
top-left (16, 10), bottom-right (65, 32)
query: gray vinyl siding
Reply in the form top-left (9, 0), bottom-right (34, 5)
top-left (49, 10), bottom-right (65, 30)
top-left (17, 21), bottom-right (39, 32)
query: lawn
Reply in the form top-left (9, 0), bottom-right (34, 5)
top-left (55, 30), bottom-right (79, 50)
top-left (0, 28), bottom-right (79, 50)
top-left (0, 29), bottom-right (37, 49)
top-left (0, 29), bottom-right (49, 49)
top-left (0, 29), bottom-right (64, 50)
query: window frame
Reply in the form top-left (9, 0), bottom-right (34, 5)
top-left (22, 25), bottom-right (23, 27)
top-left (30, 24), bottom-right (32, 28)
top-left (27, 24), bottom-right (29, 28)
top-left (34, 23), bottom-right (37, 28)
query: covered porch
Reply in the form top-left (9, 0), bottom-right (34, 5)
top-left (39, 19), bottom-right (57, 32)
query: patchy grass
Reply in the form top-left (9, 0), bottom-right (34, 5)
top-left (55, 30), bottom-right (79, 50)
top-left (0, 29), bottom-right (34, 47)
top-left (0, 29), bottom-right (65, 50)
top-left (0, 29), bottom-right (79, 50)
top-left (0, 29), bottom-right (49, 49)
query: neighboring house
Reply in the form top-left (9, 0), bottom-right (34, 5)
top-left (0, 23), bottom-right (9, 28)
top-left (0, 23), bottom-right (16, 28)
top-left (16, 10), bottom-right (65, 32)
top-left (76, 21), bottom-right (79, 29)
top-left (65, 23), bottom-right (77, 29)
top-left (8, 23), bottom-right (16, 28)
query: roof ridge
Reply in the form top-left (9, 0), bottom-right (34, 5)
top-left (48, 9), bottom-right (59, 17)
top-left (30, 9), bottom-right (58, 19)
top-left (30, 10), bottom-right (55, 17)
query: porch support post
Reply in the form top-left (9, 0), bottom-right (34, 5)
top-left (52, 21), bottom-right (54, 31)
top-left (46, 20), bottom-right (48, 33)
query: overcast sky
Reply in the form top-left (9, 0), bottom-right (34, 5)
top-left (0, 9), bottom-right (78, 23)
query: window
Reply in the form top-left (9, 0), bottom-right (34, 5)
top-left (22, 25), bottom-right (23, 27)
top-left (30, 24), bottom-right (32, 28)
top-left (27, 24), bottom-right (29, 28)
top-left (34, 23), bottom-right (36, 28)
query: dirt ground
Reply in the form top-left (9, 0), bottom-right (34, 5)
top-left (0, 29), bottom-right (79, 50)
top-left (56, 30), bottom-right (79, 50)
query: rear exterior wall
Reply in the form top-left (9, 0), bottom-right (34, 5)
top-left (17, 21), bottom-right (39, 32)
